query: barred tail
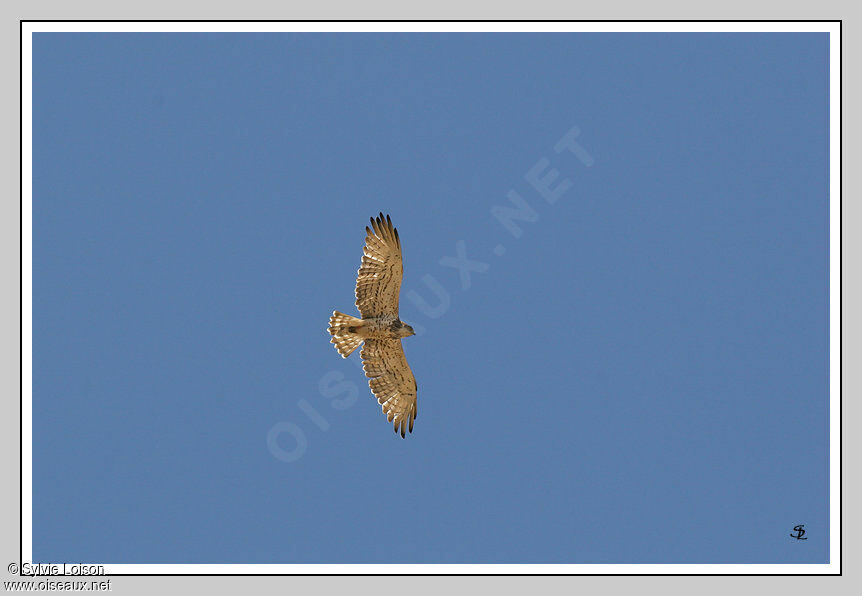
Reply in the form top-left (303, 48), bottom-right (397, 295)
top-left (328, 311), bottom-right (364, 358)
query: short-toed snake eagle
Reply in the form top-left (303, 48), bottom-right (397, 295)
top-left (327, 213), bottom-right (418, 438)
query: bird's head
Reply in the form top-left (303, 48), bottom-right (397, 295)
top-left (398, 323), bottom-right (416, 338)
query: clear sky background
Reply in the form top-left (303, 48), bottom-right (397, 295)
top-left (32, 32), bottom-right (830, 564)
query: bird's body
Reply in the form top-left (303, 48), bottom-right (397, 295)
top-left (350, 314), bottom-right (410, 339)
top-left (327, 214), bottom-right (418, 438)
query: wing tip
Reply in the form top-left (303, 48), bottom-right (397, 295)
top-left (366, 213), bottom-right (401, 248)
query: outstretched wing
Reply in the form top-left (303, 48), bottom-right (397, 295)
top-left (356, 213), bottom-right (403, 318)
top-left (361, 339), bottom-right (418, 438)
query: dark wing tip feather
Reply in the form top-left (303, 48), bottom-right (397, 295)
top-left (368, 213), bottom-right (400, 246)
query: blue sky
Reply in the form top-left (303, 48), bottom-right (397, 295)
top-left (32, 32), bottom-right (830, 564)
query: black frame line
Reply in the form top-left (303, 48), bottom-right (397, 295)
top-left (18, 18), bottom-right (842, 578)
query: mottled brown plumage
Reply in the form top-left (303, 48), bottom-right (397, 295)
top-left (327, 214), bottom-right (418, 438)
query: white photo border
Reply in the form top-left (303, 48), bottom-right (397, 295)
top-left (20, 19), bottom-right (842, 576)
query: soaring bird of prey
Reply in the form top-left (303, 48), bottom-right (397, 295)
top-left (327, 213), bottom-right (418, 438)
